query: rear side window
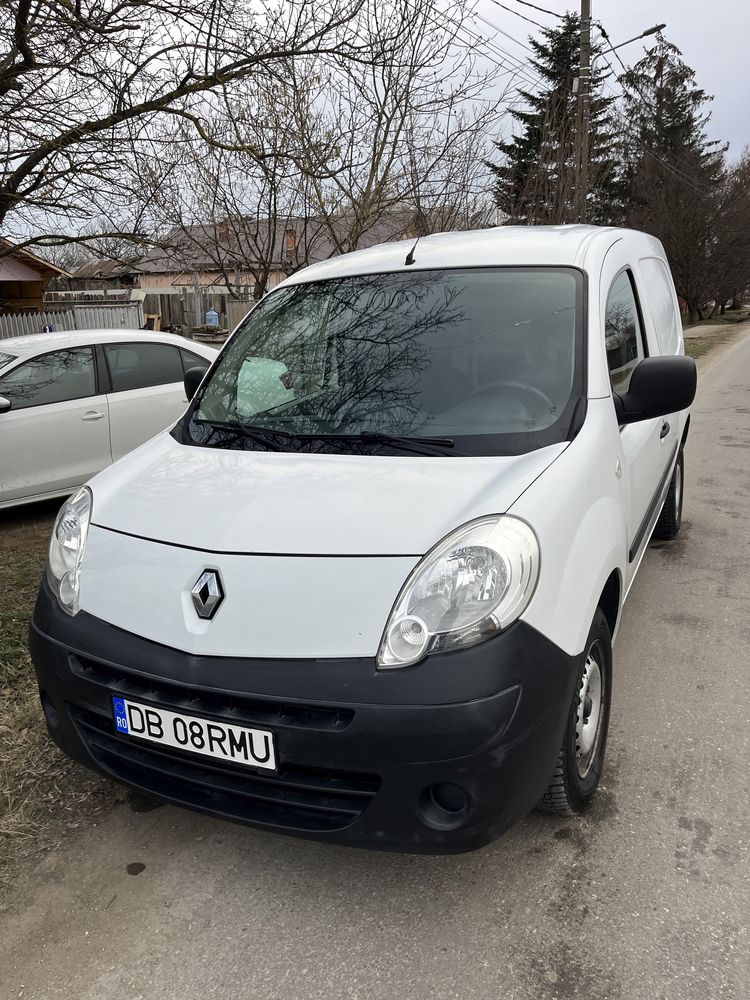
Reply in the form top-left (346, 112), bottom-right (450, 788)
top-left (105, 342), bottom-right (183, 392)
top-left (180, 348), bottom-right (209, 372)
top-left (605, 271), bottom-right (645, 394)
top-left (0, 347), bottom-right (95, 410)
top-left (639, 257), bottom-right (682, 355)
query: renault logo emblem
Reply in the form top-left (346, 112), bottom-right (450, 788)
top-left (191, 569), bottom-right (224, 620)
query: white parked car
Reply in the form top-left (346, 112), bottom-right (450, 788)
top-left (0, 329), bottom-right (216, 509)
top-left (30, 228), bottom-right (696, 852)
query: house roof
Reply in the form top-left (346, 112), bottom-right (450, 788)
top-left (131, 210), bottom-right (422, 276)
top-left (0, 239), bottom-right (70, 279)
top-left (73, 258), bottom-right (139, 279)
top-left (68, 209), bottom-right (494, 282)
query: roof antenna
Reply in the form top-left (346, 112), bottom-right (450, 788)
top-left (404, 236), bottom-right (420, 266)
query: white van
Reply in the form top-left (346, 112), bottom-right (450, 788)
top-left (30, 227), bottom-right (696, 852)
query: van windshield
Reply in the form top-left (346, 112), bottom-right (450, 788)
top-left (186, 267), bottom-right (584, 457)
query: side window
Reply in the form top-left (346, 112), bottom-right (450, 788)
top-left (0, 347), bottom-right (95, 410)
top-left (605, 271), bottom-right (645, 394)
top-left (104, 342), bottom-right (183, 392)
top-left (180, 348), bottom-right (209, 373)
top-left (639, 257), bottom-right (681, 356)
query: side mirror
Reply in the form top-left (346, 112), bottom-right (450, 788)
top-left (0, 395), bottom-right (11, 414)
top-left (614, 356), bottom-right (696, 424)
top-left (184, 366), bottom-right (209, 402)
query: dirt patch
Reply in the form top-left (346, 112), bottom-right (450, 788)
top-left (0, 500), bottom-right (114, 897)
top-left (683, 331), bottom-right (736, 359)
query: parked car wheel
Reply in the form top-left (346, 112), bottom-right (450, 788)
top-left (653, 448), bottom-right (684, 541)
top-left (539, 609), bottom-right (612, 816)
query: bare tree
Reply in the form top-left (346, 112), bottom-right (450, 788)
top-left (291, 0), bottom-right (508, 253)
top-left (711, 151), bottom-right (750, 312)
top-left (0, 0), bottom-right (399, 253)
top-left (135, 119), bottom-right (316, 300)
top-left (120, 1), bottom-right (505, 302)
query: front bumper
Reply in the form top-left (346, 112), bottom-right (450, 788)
top-left (30, 580), bottom-right (582, 853)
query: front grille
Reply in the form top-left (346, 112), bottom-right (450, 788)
top-left (70, 654), bottom-right (354, 732)
top-left (71, 706), bottom-right (380, 832)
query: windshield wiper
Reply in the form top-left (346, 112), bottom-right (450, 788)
top-left (312, 430), bottom-right (457, 457)
top-left (359, 431), bottom-right (454, 452)
top-left (193, 418), bottom-right (292, 452)
top-left (194, 419), bottom-right (457, 456)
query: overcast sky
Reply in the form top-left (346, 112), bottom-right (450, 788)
top-left (475, 0), bottom-right (749, 159)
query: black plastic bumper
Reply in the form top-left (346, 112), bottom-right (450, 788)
top-left (30, 579), bottom-right (582, 853)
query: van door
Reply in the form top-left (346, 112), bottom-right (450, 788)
top-left (600, 256), bottom-right (677, 587)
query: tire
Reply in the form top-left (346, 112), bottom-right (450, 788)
top-left (539, 609), bottom-right (612, 816)
top-left (653, 448), bottom-right (684, 541)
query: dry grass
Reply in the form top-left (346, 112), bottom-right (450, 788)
top-left (0, 501), bottom-right (114, 895)
top-left (683, 331), bottom-right (736, 359)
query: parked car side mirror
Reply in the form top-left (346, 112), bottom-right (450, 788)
top-left (0, 395), bottom-right (11, 414)
top-left (614, 356), bottom-right (696, 424)
top-left (184, 366), bottom-right (209, 402)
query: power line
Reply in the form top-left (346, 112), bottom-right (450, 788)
top-left (506, 0), bottom-right (565, 19)
top-left (487, 0), bottom-right (548, 32)
top-left (596, 23), bottom-right (630, 78)
top-left (589, 27), bottom-right (619, 84)
top-left (426, 0), bottom-right (713, 198)
top-left (402, 0), bottom-right (545, 92)
top-left (468, 16), bottom-right (548, 89)
top-left (474, 12), bottom-right (539, 56)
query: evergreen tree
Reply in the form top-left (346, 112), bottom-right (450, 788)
top-left (620, 37), bottom-right (727, 320)
top-left (620, 38), bottom-right (722, 165)
top-left (487, 13), bottom-right (621, 225)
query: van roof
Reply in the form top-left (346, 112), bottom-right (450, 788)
top-left (282, 225), bottom-right (665, 286)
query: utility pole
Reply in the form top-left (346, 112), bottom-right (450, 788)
top-left (575, 0), bottom-right (591, 222)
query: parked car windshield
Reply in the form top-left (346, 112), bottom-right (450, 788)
top-left (0, 351), bottom-right (17, 371)
top-left (186, 267), bottom-right (584, 456)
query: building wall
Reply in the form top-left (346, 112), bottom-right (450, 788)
top-left (137, 269), bottom-right (287, 293)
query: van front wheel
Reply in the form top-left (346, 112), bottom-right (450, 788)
top-left (538, 609), bottom-right (612, 816)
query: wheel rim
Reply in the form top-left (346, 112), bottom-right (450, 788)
top-left (576, 646), bottom-right (605, 779)
top-left (674, 461), bottom-right (683, 525)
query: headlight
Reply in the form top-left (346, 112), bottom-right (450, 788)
top-left (46, 487), bottom-right (92, 616)
top-left (377, 516), bottom-right (539, 668)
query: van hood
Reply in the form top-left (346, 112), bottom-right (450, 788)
top-left (89, 432), bottom-right (567, 556)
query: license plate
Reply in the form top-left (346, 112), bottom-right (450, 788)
top-left (112, 696), bottom-right (276, 771)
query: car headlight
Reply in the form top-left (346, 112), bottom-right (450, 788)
top-left (377, 516), bottom-right (539, 668)
top-left (46, 487), bottom-right (92, 616)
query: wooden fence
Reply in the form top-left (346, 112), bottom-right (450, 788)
top-left (226, 300), bottom-right (254, 331)
top-left (0, 302), bottom-right (144, 340)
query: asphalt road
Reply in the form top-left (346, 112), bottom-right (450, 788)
top-left (2, 332), bottom-right (749, 1000)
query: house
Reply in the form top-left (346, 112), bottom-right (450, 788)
top-left (0, 240), bottom-right (69, 314)
top-left (64, 208), bottom-right (472, 332)
top-left (63, 257), bottom-right (141, 293)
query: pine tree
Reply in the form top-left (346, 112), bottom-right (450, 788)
top-left (620, 37), bottom-right (727, 320)
top-left (620, 38), bottom-right (722, 165)
top-left (487, 13), bottom-right (621, 225)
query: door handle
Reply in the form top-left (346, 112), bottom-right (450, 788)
top-left (660, 421), bottom-right (670, 439)
top-left (81, 410), bottom-right (105, 421)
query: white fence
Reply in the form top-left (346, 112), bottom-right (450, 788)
top-left (0, 303), bottom-right (145, 340)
